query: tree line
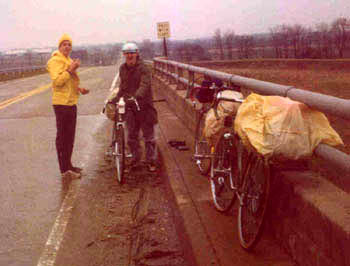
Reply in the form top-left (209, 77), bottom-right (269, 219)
top-left (141, 17), bottom-right (350, 62)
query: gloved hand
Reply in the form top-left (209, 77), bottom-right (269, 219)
top-left (123, 93), bottom-right (134, 101)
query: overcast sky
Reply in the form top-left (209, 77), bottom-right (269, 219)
top-left (1, 0), bottom-right (350, 50)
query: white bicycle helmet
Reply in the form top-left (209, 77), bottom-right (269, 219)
top-left (122, 42), bottom-right (138, 53)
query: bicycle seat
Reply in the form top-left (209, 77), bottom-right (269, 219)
top-left (217, 90), bottom-right (244, 102)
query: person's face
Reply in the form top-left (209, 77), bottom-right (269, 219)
top-left (124, 52), bottom-right (138, 66)
top-left (59, 40), bottom-right (72, 57)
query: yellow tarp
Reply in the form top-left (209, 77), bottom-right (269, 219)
top-left (234, 93), bottom-right (343, 161)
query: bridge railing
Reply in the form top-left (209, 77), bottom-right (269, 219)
top-left (153, 58), bottom-right (350, 178)
top-left (0, 66), bottom-right (46, 74)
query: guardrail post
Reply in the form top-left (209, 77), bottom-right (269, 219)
top-left (164, 62), bottom-right (169, 83)
top-left (177, 66), bottom-right (185, 91)
top-left (169, 64), bottom-right (176, 85)
top-left (152, 60), bottom-right (157, 75)
top-left (156, 61), bottom-right (161, 77)
top-left (186, 70), bottom-right (194, 98)
top-left (162, 62), bottom-right (167, 80)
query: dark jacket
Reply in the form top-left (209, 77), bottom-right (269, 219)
top-left (113, 59), bottom-right (157, 124)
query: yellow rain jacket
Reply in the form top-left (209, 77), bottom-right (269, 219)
top-left (46, 50), bottom-right (80, 105)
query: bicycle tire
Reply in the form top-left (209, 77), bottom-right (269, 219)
top-left (193, 111), bottom-right (211, 175)
top-left (113, 125), bottom-right (125, 184)
top-left (210, 131), bottom-right (238, 212)
top-left (237, 145), bottom-right (271, 251)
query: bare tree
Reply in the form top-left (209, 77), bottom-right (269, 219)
top-left (174, 42), bottom-right (193, 62)
top-left (269, 25), bottom-right (287, 58)
top-left (224, 30), bottom-right (235, 60)
top-left (331, 17), bottom-right (349, 58)
top-left (314, 23), bottom-right (334, 58)
top-left (236, 35), bottom-right (255, 59)
top-left (270, 26), bottom-right (281, 58)
top-left (214, 29), bottom-right (224, 60)
top-left (140, 39), bottom-right (155, 60)
top-left (279, 25), bottom-right (290, 58)
top-left (300, 27), bottom-right (315, 58)
top-left (288, 24), bottom-right (307, 58)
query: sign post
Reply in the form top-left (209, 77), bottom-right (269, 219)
top-left (157, 22), bottom-right (170, 57)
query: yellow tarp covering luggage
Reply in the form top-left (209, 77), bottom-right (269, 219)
top-left (234, 93), bottom-right (343, 161)
top-left (204, 90), bottom-right (243, 146)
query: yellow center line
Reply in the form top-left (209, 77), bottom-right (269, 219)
top-left (0, 68), bottom-right (92, 110)
top-left (0, 84), bottom-right (52, 110)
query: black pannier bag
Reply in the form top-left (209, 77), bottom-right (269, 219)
top-left (195, 80), bottom-right (215, 103)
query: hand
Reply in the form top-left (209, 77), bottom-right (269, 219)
top-left (67, 59), bottom-right (81, 73)
top-left (78, 87), bottom-right (89, 95)
top-left (123, 93), bottom-right (133, 100)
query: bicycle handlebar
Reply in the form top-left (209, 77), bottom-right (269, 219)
top-left (126, 96), bottom-right (140, 111)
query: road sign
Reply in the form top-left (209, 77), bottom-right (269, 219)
top-left (157, 22), bottom-right (170, 39)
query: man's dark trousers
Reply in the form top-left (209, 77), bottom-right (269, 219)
top-left (53, 105), bottom-right (77, 173)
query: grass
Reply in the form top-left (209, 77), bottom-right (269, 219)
top-left (215, 67), bottom-right (350, 99)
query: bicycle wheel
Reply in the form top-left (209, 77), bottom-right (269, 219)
top-left (210, 131), bottom-right (238, 212)
top-left (237, 146), bottom-right (270, 250)
top-left (193, 112), bottom-right (211, 175)
top-left (112, 125), bottom-right (125, 184)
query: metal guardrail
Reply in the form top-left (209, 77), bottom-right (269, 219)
top-left (153, 58), bottom-right (350, 177)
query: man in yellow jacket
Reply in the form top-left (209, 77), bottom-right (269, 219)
top-left (47, 34), bottom-right (89, 179)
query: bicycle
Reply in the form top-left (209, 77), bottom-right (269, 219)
top-left (208, 89), bottom-right (243, 213)
top-left (191, 79), bottom-right (240, 176)
top-left (108, 96), bottom-right (140, 184)
top-left (210, 94), bottom-right (271, 251)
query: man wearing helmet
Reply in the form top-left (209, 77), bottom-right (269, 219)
top-left (110, 42), bottom-right (158, 172)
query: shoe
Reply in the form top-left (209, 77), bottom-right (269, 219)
top-left (70, 166), bottom-right (83, 173)
top-left (62, 170), bottom-right (81, 179)
top-left (147, 163), bottom-right (157, 172)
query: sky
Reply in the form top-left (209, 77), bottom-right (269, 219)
top-left (1, 0), bottom-right (350, 50)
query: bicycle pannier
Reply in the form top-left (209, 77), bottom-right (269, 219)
top-left (195, 80), bottom-right (214, 103)
top-left (105, 102), bottom-right (116, 121)
top-left (104, 87), bottom-right (120, 121)
top-left (203, 90), bottom-right (243, 146)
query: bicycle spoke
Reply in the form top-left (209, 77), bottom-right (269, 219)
top-left (193, 112), bottom-right (211, 175)
top-left (210, 132), bottom-right (237, 212)
top-left (112, 126), bottom-right (125, 184)
top-left (238, 150), bottom-right (270, 250)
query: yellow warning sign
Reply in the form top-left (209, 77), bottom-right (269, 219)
top-left (157, 22), bottom-right (170, 39)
